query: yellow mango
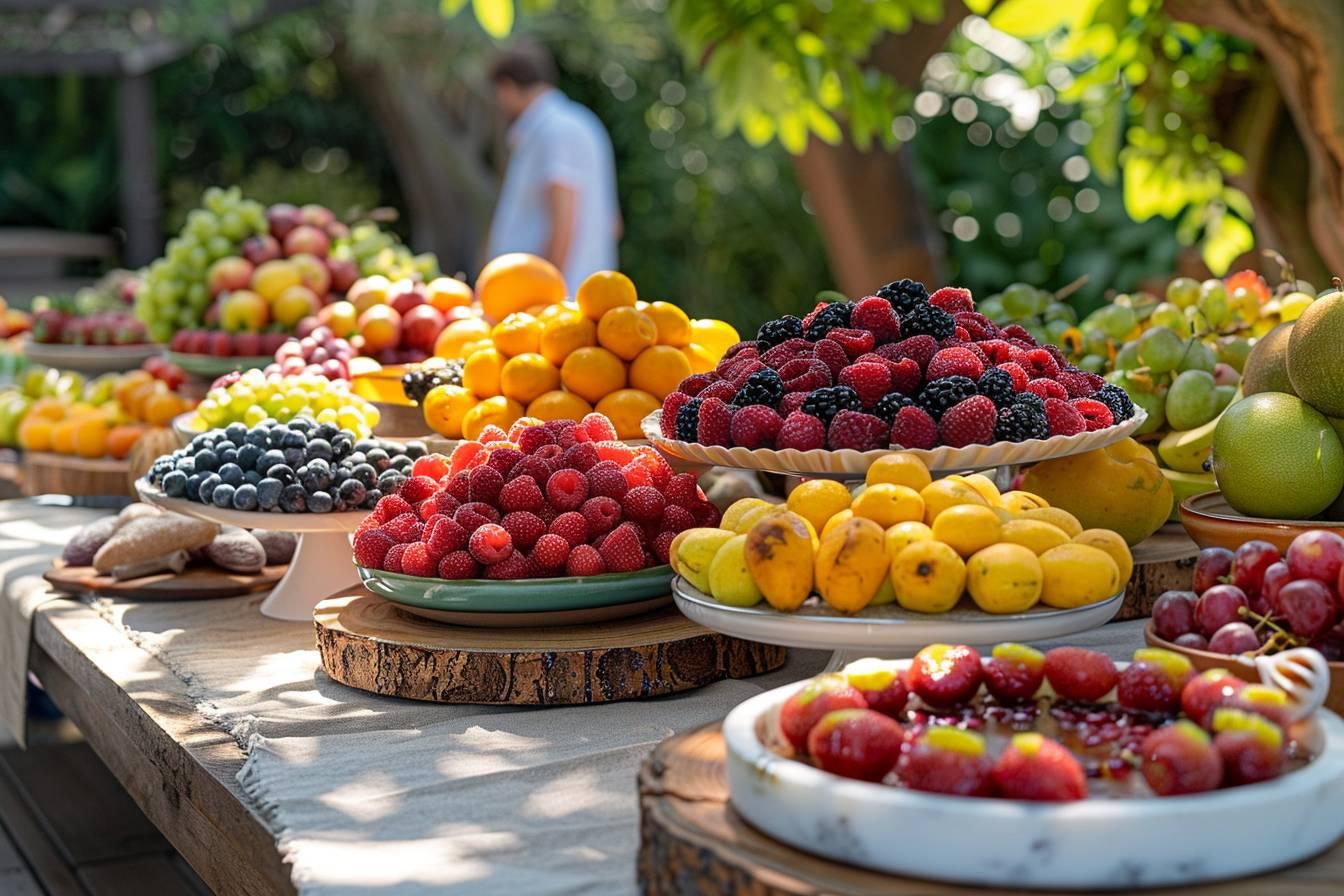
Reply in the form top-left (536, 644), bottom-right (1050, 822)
top-left (891, 539), bottom-right (966, 614)
top-left (1038, 543), bottom-right (1120, 608)
top-left (813, 517), bottom-right (888, 613)
top-left (673, 527), bottom-right (736, 594)
top-left (707, 534), bottom-right (763, 607)
top-left (744, 512), bottom-right (815, 611)
top-left (1021, 438), bottom-right (1173, 545)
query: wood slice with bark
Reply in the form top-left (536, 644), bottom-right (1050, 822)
top-left (1115, 524), bottom-right (1201, 621)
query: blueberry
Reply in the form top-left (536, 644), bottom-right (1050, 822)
top-left (267, 463), bottom-right (295, 485)
top-left (186, 473), bottom-right (203, 499)
top-left (190, 434), bottom-right (213, 452)
top-left (162, 470), bottom-right (188, 497)
top-left (218, 463), bottom-right (244, 487)
top-left (313, 423), bottom-right (339, 442)
top-left (237, 443), bottom-right (263, 470)
top-left (307, 491), bottom-right (333, 514)
top-left (363, 490), bottom-right (381, 510)
top-left (355, 439), bottom-right (379, 454)
top-left (266, 428), bottom-right (287, 449)
top-left (197, 473), bottom-right (221, 504)
top-left (349, 463), bottom-right (377, 487)
top-left (219, 447), bottom-right (240, 467)
top-left (214, 440), bottom-right (237, 455)
top-left (212, 483), bottom-right (236, 508)
top-left (305, 438), bottom-right (333, 463)
top-left (404, 440), bottom-right (427, 459)
top-left (244, 470), bottom-right (262, 486)
top-left (338, 479), bottom-right (367, 506)
top-left (174, 456), bottom-right (196, 475)
top-left (300, 464), bottom-right (332, 493)
top-left (279, 483), bottom-right (308, 513)
top-left (331, 434), bottom-right (353, 459)
top-left (259, 449), bottom-right (286, 472)
top-left (391, 455), bottom-right (413, 472)
top-left (366, 448), bottom-right (390, 471)
top-left (283, 447), bottom-right (304, 468)
top-left (232, 483), bottom-right (259, 511)
top-left (224, 422), bottom-right (248, 444)
top-left (377, 469), bottom-right (406, 492)
top-left (256, 477), bottom-right (282, 511)
top-left (244, 428), bottom-right (269, 448)
top-left (281, 429), bottom-right (307, 450)
top-left (347, 451), bottom-right (367, 467)
top-left (289, 416), bottom-right (314, 432)
top-left (194, 449), bottom-right (219, 473)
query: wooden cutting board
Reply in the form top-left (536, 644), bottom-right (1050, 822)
top-left (44, 559), bottom-right (285, 601)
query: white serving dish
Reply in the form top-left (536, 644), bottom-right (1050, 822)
top-left (722, 660), bottom-right (1344, 890)
top-left (21, 335), bottom-right (162, 375)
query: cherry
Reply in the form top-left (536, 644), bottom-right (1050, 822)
top-left (1194, 584), bottom-right (1249, 638)
top-left (1230, 540), bottom-right (1280, 599)
top-left (1192, 547), bottom-right (1234, 593)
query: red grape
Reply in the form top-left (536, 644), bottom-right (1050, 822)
top-left (1230, 540), bottom-right (1280, 598)
top-left (1192, 547), bottom-right (1234, 593)
top-left (1278, 578), bottom-right (1339, 639)
top-left (1261, 561), bottom-right (1292, 615)
top-left (1174, 632), bottom-right (1209, 650)
top-left (1208, 621), bottom-right (1260, 655)
top-left (1286, 530), bottom-right (1344, 586)
top-left (1152, 590), bottom-right (1198, 640)
top-left (1194, 584), bottom-right (1249, 638)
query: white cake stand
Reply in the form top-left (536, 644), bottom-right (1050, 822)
top-left (136, 480), bottom-right (365, 621)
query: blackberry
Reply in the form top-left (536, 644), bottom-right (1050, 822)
top-left (800, 385), bottom-right (862, 425)
top-left (993, 404), bottom-right (1050, 443)
top-left (899, 303), bottom-right (956, 340)
top-left (755, 315), bottom-right (804, 351)
top-left (733, 368), bottom-right (784, 408)
top-left (1095, 383), bottom-right (1136, 422)
top-left (803, 301), bottom-right (852, 341)
top-left (917, 375), bottom-right (977, 420)
top-left (1012, 391), bottom-right (1046, 414)
top-left (400, 359), bottom-right (465, 404)
top-left (675, 398), bottom-right (703, 441)
top-left (876, 278), bottom-right (929, 314)
top-left (873, 391), bottom-right (915, 424)
top-left (977, 368), bottom-right (1016, 409)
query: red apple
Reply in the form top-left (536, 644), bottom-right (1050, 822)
top-left (206, 256), bottom-right (254, 297)
top-left (220, 290), bottom-right (270, 333)
top-left (326, 257), bottom-right (359, 294)
top-left (358, 304), bottom-right (402, 353)
top-left (299, 204), bottom-right (335, 230)
top-left (318, 300), bottom-right (359, 338)
top-left (289, 252), bottom-right (332, 297)
top-left (283, 225), bottom-right (330, 259)
top-left (233, 331), bottom-right (263, 357)
top-left (401, 304), bottom-right (446, 353)
top-left (295, 316), bottom-right (322, 339)
top-left (272, 285), bottom-right (320, 328)
top-left (388, 279), bottom-right (425, 316)
top-left (241, 234), bottom-right (282, 266)
top-left (266, 203), bottom-right (302, 241)
top-left (208, 331), bottom-right (234, 357)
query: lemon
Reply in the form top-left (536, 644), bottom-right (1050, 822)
top-left (1038, 543), bottom-right (1120, 608)
top-left (461, 396), bottom-right (524, 440)
top-left (421, 384), bottom-right (475, 438)
top-left (597, 306), bottom-right (658, 361)
top-left (786, 479), bottom-right (852, 534)
top-left (999, 519), bottom-right (1070, 555)
top-left (462, 347), bottom-right (504, 398)
top-left (576, 270), bottom-right (637, 321)
top-left (595, 388), bottom-right (660, 439)
top-left (721, 498), bottom-right (770, 532)
top-left (499, 353), bottom-right (561, 405)
top-left (966, 543), bottom-right (1043, 614)
top-left (866, 453), bottom-right (933, 492)
top-left (851, 483), bottom-right (925, 528)
top-left (690, 319), bottom-right (739, 357)
top-left (1072, 528), bottom-right (1134, 584)
top-left (526, 390), bottom-right (593, 422)
top-left (538, 315), bottom-right (597, 366)
top-left (643, 301), bottom-right (693, 346)
top-left (681, 344), bottom-right (718, 374)
top-left (931, 504), bottom-right (1003, 557)
top-left (490, 312), bottom-right (541, 357)
top-left (1021, 506), bottom-right (1084, 538)
top-left (628, 345), bottom-right (692, 399)
top-left (560, 346), bottom-right (626, 403)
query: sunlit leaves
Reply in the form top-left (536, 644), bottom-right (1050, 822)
top-left (472, 0), bottom-right (514, 37)
top-left (988, 0), bottom-right (1099, 40)
top-left (1203, 208), bottom-right (1254, 275)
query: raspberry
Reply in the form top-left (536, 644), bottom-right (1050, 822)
top-left (692, 500), bottom-right (722, 527)
top-left (676, 373), bottom-right (715, 397)
top-left (883, 357), bottom-right (922, 396)
top-left (501, 510), bottom-right (546, 550)
top-left (438, 550), bottom-right (480, 579)
top-left (726, 360), bottom-right (769, 391)
top-left (824, 328), bottom-right (875, 360)
top-left (579, 412), bottom-right (618, 441)
top-left (380, 511), bottom-right (423, 544)
top-left (1001, 323), bottom-right (1036, 344)
top-left (484, 447), bottom-right (522, 478)
top-left (507, 418), bottom-right (538, 442)
top-left (926, 347), bottom-right (985, 381)
top-left (561, 442), bottom-right (600, 473)
top-left (801, 301), bottom-right (829, 331)
top-left (477, 424), bottom-right (508, 443)
top-left (955, 312), bottom-right (995, 341)
top-left (977, 339), bottom-right (1015, 365)
top-left (498, 475), bottom-right (544, 513)
top-left (953, 326), bottom-right (970, 342)
top-left (621, 462), bottom-right (653, 489)
top-left (778, 357), bottom-right (832, 392)
top-left (448, 441), bottom-right (486, 476)
top-left (733, 368), bottom-right (784, 408)
top-left (631, 447), bottom-right (673, 489)
top-left (396, 474), bottom-right (436, 505)
top-left (755, 315), bottom-right (805, 350)
top-left (549, 511), bottom-right (588, 547)
top-left (653, 530), bottom-right (678, 564)
top-left (928, 286), bottom-right (974, 314)
top-left (530, 533), bottom-right (572, 570)
top-left (353, 529), bottom-right (396, 569)
top-left (890, 405), bottom-right (938, 449)
top-left (776, 411), bottom-right (827, 451)
top-left (849, 296), bottom-right (902, 343)
top-left (814, 338), bottom-right (850, 377)
top-left (938, 395), bottom-right (997, 448)
top-left (1052, 369), bottom-right (1093, 399)
top-left (411, 455), bottom-right (449, 481)
top-left (886, 334), bottom-right (939, 370)
top-left (723, 341), bottom-right (759, 361)
top-left (454, 502), bottom-right (499, 532)
top-left (1025, 378), bottom-right (1068, 401)
top-left (660, 504), bottom-right (696, 533)
top-left (566, 544), bottom-right (606, 577)
top-left (546, 468), bottom-right (589, 511)
top-left (517, 425), bottom-right (554, 455)
top-left (1042, 398), bottom-right (1086, 436)
top-left (873, 391), bottom-right (914, 423)
top-left (761, 338), bottom-right (815, 371)
top-left (581, 495), bottom-right (623, 536)
top-left (468, 465), bottom-right (505, 505)
top-left (665, 473), bottom-right (703, 509)
top-left (1094, 383), bottom-right (1136, 422)
top-left (599, 522), bottom-right (646, 573)
top-left (1019, 348), bottom-right (1060, 380)
top-left (373, 493), bottom-right (414, 524)
top-left (837, 362), bottom-right (892, 407)
top-left (1043, 647), bottom-right (1118, 702)
top-left (400, 542), bottom-right (437, 578)
top-left (424, 515), bottom-right (467, 556)
top-left (826, 409), bottom-right (889, 451)
top-left (696, 397), bottom-right (734, 447)
top-left (586, 460), bottom-right (629, 500)
top-left (468, 523), bottom-right (513, 565)
top-left (1072, 398), bottom-right (1115, 431)
top-left (728, 405), bottom-right (783, 449)
top-left (623, 485), bottom-right (666, 523)
top-left (484, 552), bottom-right (536, 580)
top-left (533, 443), bottom-right (565, 470)
top-left (383, 543), bottom-right (407, 574)
top-left (778, 392), bottom-right (808, 415)
top-left (661, 393), bottom-right (691, 438)
top-left (510, 455), bottom-right (553, 485)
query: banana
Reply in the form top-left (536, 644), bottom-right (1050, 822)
top-left (1158, 415), bottom-right (1220, 473)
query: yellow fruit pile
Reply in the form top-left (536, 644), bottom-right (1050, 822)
top-left (670, 453), bottom-right (1133, 616)
top-left (423, 267), bottom-right (738, 440)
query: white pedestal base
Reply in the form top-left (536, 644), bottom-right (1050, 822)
top-left (259, 529), bottom-right (361, 621)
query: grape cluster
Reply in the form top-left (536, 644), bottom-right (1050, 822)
top-left (265, 327), bottom-right (357, 381)
top-left (340, 222), bottom-right (439, 282)
top-left (194, 368), bottom-right (380, 437)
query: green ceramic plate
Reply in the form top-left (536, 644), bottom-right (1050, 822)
top-left (165, 351), bottom-right (273, 378)
top-left (356, 564), bottom-right (673, 613)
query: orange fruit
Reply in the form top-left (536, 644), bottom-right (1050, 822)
top-left (142, 391), bottom-right (185, 427)
top-left (490, 312), bottom-right (541, 358)
top-left (643, 301), bottom-right (693, 346)
top-left (526, 390), bottom-right (593, 421)
top-left (499, 353), bottom-right (561, 405)
top-left (536, 303), bottom-right (579, 323)
top-left (560, 346), bottom-right (627, 404)
top-left (539, 315), bottom-right (597, 366)
top-left (461, 396), bottom-right (524, 440)
top-left (124, 379), bottom-right (159, 421)
top-left (476, 253), bottom-right (566, 323)
top-left (576, 270), bottom-right (637, 321)
top-left (72, 416), bottom-right (109, 459)
top-left (629, 345), bottom-right (692, 399)
top-left (433, 318), bottom-right (492, 359)
top-left (421, 384), bottom-right (476, 439)
top-left (426, 276), bottom-right (474, 312)
top-left (28, 398), bottom-right (67, 422)
top-left (595, 389), bottom-right (660, 439)
top-left (107, 424), bottom-right (147, 460)
top-left (114, 370), bottom-right (154, 410)
top-left (681, 343), bottom-right (717, 374)
top-left (462, 347), bottom-right (504, 398)
top-left (690, 319), bottom-right (740, 357)
top-left (50, 418), bottom-right (79, 455)
top-left (596, 306), bottom-right (657, 361)
top-left (17, 417), bottom-right (54, 452)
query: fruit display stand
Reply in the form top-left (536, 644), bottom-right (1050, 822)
top-left (314, 591), bottom-right (786, 705)
top-left (21, 451), bottom-right (134, 498)
top-left (1180, 490), bottom-right (1344, 553)
top-left (164, 350), bottom-right (273, 380)
top-left (1116, 523), bottom-right (1201, 621)
top-left (20, 336), bottom-right (161, 375)
top-left (44, 558), bottom-right (286, 601)
top-left (135, 480), bottom-right (362, 620)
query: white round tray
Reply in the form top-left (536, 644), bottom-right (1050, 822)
top-left (723, 661), bottom-right (1344, 890)
top-left (136, 480), bottom-right (364, 621)
top-left (671, 575), bottom-right (1123, 652)
top-left (642, 408), bottom-right (1145, 477)
top-left (22, 336), bottom-right (162, 375)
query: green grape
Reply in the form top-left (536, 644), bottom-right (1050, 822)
top-left (219, 211), bottom-right (248, 241)
top-left (1148, 302), bottom-right (1185, 332)
top-left (244, 406), bottom-right (268, 427)
top-left (1136, 327), bottom-right (1184, 373)
top-left (206, 236), bottom-right (233, 259)
top-left (1198, 279), bottom-right (1231, 328)
top-left (1215, 336), bottom-right (1252, 372)
top-left (175, 307), bottom-right (196, 327)
top-left (1229, 286), bottom-right (1260, 323)
top-left (187, 210), bottom-right (218, 241)
top-left (1176, 339), bottom-right (1216, 374)
top-left (187, 283), bottom-right (209, 308)
top-left (1114, 341), bottom-right (1141, 371)
top-left (1213, 384), bottom-right (1237, 414)
top-left (1000, 283), bottom-right (1038, 319)
top-left (203, 187), bottom-right (227, 214)
top-left (1045, 319), bottom-right (1072, 343)
top-left (1078, 353), bottom-right (1106, 373)
top-left (187, 246), bottom-right (209, 272)
top-left (1165, 370), bottom-right (1218, 430)
top-left (1043, 302), bottom-right (1077, 325)
top-left (1184, 305), bottom-right (1210, 335)
top-left (1026, 324), bottom-right (1049, 346)
top-left (978, 295), bottom-right (1004, 321)
top-left (1166, 277), bottom-right (1201, 309)
top-left (1082, 327), bottom-right (1110, 355)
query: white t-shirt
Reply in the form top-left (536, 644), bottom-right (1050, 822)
top-left (486, 89), bottom-right (620, 294)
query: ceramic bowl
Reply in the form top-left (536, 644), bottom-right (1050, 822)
top-left (1179, 490), bottom-right (1344, 553)
top-left (356, 564), bottom-right (673, 613)
top-left (163, 351), bottom-right (273, 379)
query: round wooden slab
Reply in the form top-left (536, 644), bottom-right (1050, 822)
top-left (315, 592), bottom-right (787, 705)
top-left (44, 559), bottom-right (286, 601)
top-left (637, 725), bottom-right (1344, 896)
top-left (1115, 523), bottom-right (1200, 622)
top-left (22, 452), bottom-right (133, 499)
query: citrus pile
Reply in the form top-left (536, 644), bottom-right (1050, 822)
top-left (671, 452), bottom-right (1132, 615)
top-left (422, 261), bottom-right (738, 440)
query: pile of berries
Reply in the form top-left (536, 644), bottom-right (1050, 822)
top-left (352, 413), bottom-right (721, 580)
top-left (147, 419), bottom-right (420, 513)
top-left (400, 357), bottom-right (465, 405)
top-left (659, 281), bottom-right (1135, 452)
top-left (779, 642), bottom-right (1296, 797)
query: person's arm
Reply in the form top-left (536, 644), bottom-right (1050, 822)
top-left (543, 181), bottom-right (579, 271)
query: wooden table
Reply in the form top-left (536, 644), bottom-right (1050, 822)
top-left (27, 598), bottom-right (294, 896)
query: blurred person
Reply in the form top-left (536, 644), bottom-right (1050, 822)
top-left (487, 42), bottom-right (620, 293)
